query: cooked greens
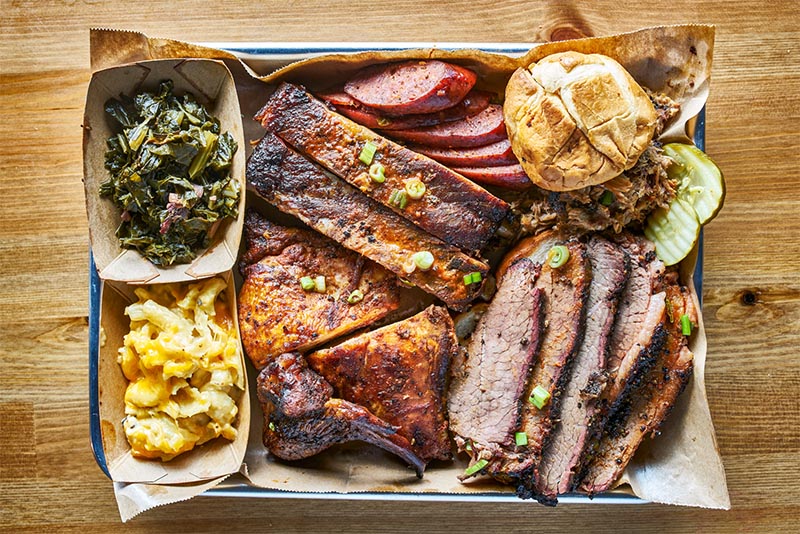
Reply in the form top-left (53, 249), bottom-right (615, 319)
top-left (100, 80), bottom-right (239, 266)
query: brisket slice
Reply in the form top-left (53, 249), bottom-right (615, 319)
top-left (533, 236), bottom-right (630, 504)
top-left (246, 131), bottom-right (488, 311)
top-left (447, 258), bottom-right (543, 484)
top-left (579, 275), bottom-right (695, 495)
top-left (306, 305), bottom-right (456, 465)
top-left (505, 234), bottom-right (591, 499)
top-left (256, 83), bottom-right (508, 254)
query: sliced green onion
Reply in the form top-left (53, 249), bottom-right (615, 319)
top-left (369, 162), bottom-right (386, 183)
top-left (680, 314), bottom-right (693, 336)
top-left (463, 272), bottom-right (483, 286)
top-left (398, 278), bottom-right (415, 288)
top-left (314, 275), bottom-right (326, 293)
top-left (465, 441), bottom-right (473, 452)
top-left (599, 190), bottom-right (615, 206)
top-left (547, 245), bottom-right (570, 269)
top-left (463, 458), bottom-right (489, 477)
top-left (347, 289), bottom-right (364, 304)
top-left (515, 432), bottom-right (528, 446)
top-left (529, 385), bottom-right (551, 409)
top-left (359, 141), bottom-right (378, 165)
top-left (268, 421), bottom-right (276, 431)
top-left (376, 117), bottom-right (392, 127)
top-left (411, 251), bottom-right (434, 271)
top-left (389, 189), bottom-right (408, 209)
top-left (299, 276), bottom-right (315, 291)
top-left (404, 178), bottom-right (426, 199)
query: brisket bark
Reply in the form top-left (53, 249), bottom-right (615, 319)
top-left (255, 83), bottom-right (508, 253)
top-left (447, 258), bottom-right (543, 484)
top-left (246, 131), bottom-right (488, 311)
top-left (533, 235), bottom-right (630, 503)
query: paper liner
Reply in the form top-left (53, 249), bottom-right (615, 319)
top-left (87, 25), bottom-right (729, 516)
top-left (83, 58), bottom-right (246, 284)
top-left (114, 475), bottom-right (230, 523)
top-left (97, 270), bottom-right (250, 485)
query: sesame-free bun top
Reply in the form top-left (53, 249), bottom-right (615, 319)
top-left (504, 51), bottom-right (657, 191)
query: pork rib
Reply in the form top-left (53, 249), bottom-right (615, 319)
top-left (246, 131), bottom-right (488, 311)
top-left (257, 352), bottom-right (425, 477)
top-left (255, 83), bottom-right (508, 254)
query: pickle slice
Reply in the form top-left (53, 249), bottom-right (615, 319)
top-left (663, 143), bottom-right (725, 225)
top-left (644, 198), bottom-right (701, 266)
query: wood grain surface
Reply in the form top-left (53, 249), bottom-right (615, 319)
top-left (1, 1), bottom-right (798, 532)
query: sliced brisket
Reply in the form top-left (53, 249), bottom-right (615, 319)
top-left (534, 235), bottom-right (630, 503)
top-left (447, 258), bottom-right (543, 484)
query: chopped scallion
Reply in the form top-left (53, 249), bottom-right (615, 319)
top-left (515, 432), bottom-right (528, 446)
top-left (347, 289), bottom-right (364, 304)
top-left (411, 251), bottom-right (435, 271)
top-left (359, 141), bottom-right (378, 165)
top-left (529, 385), bottom-right (550, 409)
top-left (547, 245), bottom-right (570, 269)
top-left (389, 189), bottom-right (408, 209)
top-left (463, 271), bottom-right (483, 286)
top-left (314, 275), bottom-right (326, 293)
top-left (376, 117), bottom-right (392, 127)
top-left (268, 421), bottom-right (276, 431)
top-left (680, 313), bottom-right (693, 336)
top-left (599, 190), bottom-right (615, 206)
top-left (369, 162), bottom-right (386, 183)
top-left (463, 458), bottom-right (489, 477)
top-left (404, 178), bottom-right (427, 199)
top-left (299, 276), bottom-right (315, 291)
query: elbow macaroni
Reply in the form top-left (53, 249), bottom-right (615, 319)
top-left (118, 276), bottom-right (244, 461)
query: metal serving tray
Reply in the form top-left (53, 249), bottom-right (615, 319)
top-left (89, 42), bottom-right (705, 504)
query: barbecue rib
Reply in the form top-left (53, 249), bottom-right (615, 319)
top-left (257, 352), bottom-right (425, 477)
top-left (238, 211), bottom-right (400, 369)
top-left (533, 236), bottom-right (629, 504)
top-left (246, 131), bottom-right (488, 311)
top-left (448, 258), bottom-right (544, 485)
top-left (307, 306), bottom-right (456, 465)
top-left (579, 273), bottom-right (695, 495)
top-left (255, 83), bottom-right (509, 254)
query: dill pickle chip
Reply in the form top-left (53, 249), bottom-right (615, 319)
top-left (663, 143), bottom-right (725, 225)
top-left (644, 198), bottom-right (701, 266)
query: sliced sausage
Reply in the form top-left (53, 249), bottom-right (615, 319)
top-left (318, 90), bottom-right (492, 130)
top-left (382, 105), bottom-right (507, 148)
top-left (344, 60), bottom-right (477, 115)
top-left (453, 163), bottom-right (532, 190)
top-left (409, 138), bottom-right (518, 167)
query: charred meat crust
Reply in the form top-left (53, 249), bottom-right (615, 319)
top-left (237, 211), bottom-right (401, 369)
top-left (307, 305), bottom-right (456, 464)
top-left (246, 131), bottom-right (488, 311)
top-left (255, 83), bottom-right (508, 254)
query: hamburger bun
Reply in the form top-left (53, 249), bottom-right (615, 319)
top-left (504, 52), bottom-right (657, 191)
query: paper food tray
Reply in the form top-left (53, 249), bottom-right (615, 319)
top-left (89, 42), bottom-right (706, 504)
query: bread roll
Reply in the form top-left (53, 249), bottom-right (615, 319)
top-left (504, 52), bottom-right (657, 191)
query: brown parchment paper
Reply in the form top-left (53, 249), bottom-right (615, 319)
top-left (88, 24), bottom-right (729, 515)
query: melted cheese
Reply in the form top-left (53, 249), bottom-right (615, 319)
top-left (118, 277), bottom-right (244, 461)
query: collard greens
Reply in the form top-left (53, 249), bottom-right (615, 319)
top-left (100, 80), bottom-right (240, 266)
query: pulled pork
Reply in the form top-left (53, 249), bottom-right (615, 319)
top-left (512, 93), bottom-right (680, 237)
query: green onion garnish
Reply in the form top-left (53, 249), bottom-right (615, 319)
top-left (529, 385), bottom-right (550, 409)
top-left (376, 117), bottom-right (392, 127)
top-left (411, 251), bottom-right (435, 271)
top-left (599, 190), bottom-right (615, 206)
top-left (268, 421), bottom-right (276, 431)
top-left (314, 275), bottom-right (326, 293)
top-left (680, 314), bottom-right (693, 335)
top-left (547, 245), bottom-right (570, 269)
top-left (463, 272), bottom-right (483, 286)
top-left (389, 189), bottom-right (408, 209)
top-left (463, 458), bottom-right (489, 477)
top-left (404, 178), bottom-right (427, 199)
top-left (465, 441), bottom-right (473, 452)
top-left (299, 276), bottom-right (315, 291)
top-left (347, 289), bottom-right (364, 304)
top-left (515, 432), bottom-right (528, 446)
top-left (369, 162), bottom-right (386, 183)
top-left (359, 141), bottom-right (378, 165)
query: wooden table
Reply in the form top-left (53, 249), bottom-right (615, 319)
top-left (2, 1), bottom-right (798, 531)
